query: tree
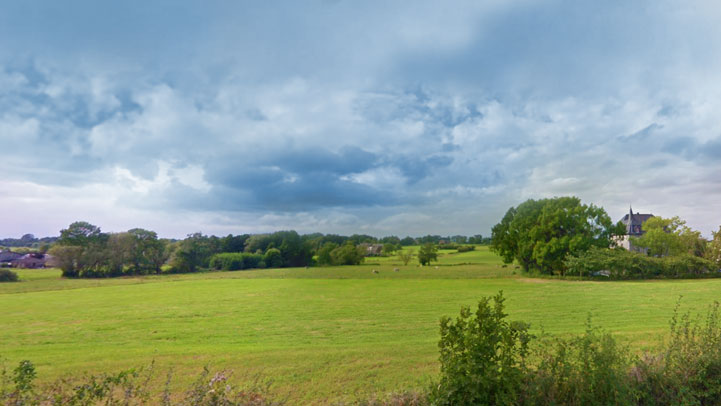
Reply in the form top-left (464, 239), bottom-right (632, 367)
top-left (400, 236), bottom-right (416, 246)
top-left (330, 242), bottom-right (365, 265)
top-left (54, 221), bottom-right (111, 277)
top-left (398, 249), bottom-right (415, 265)
top-left (707, 226), bottom-right (721, 270)
top-left (418, 243), bottom-right (438, 266)
top-left (316, 242), bottom-right (338, 266)
top-left (58, 221), bottom-right (104, 247)
top-left (170, 232), bottom-right (214, 273)
top-left (490, 197), bottom-right (622, 275)
top-left (632, 216), bottom-right (705, 258)
top-left (263, 248), bottom-right (284, 268)
top-left (382, 243), bottom-right (399, 256)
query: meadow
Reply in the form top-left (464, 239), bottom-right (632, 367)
top-left (2, 246), bottom-right (721, 404)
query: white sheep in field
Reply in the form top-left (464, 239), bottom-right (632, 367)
top-left (435, 266), bottom-right (439, 269)
top-left (393, 267), bottom-right (399, 272)
top-left (372, 269), bottom-right (379, 274)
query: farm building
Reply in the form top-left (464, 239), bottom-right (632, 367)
top-left (360, 243), bottom-right (384, 256)
top-left (616, 207), bottom-right (654, 252)
top-left (11, 253), bottom-right (50, 269)
top-left (0, 250), bottom-right (23, 267)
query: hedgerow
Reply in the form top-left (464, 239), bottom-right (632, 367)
top-left (564, 247), bottom-right (717, 279)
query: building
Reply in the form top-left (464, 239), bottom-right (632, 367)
top-left (0, 250), bottom-right (23, 267)
top-left (11, 253), bottom-right (47, 269)
top-left (616, 206), bottom-right (654, 252)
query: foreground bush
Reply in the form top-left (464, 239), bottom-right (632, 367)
top-left (0, 270), bottom-right (18, 283)
top-left (430, 292), bottom-right (531, 405)
top-left (430, 292), bottom-right (721, 405)
top-left (0, 361), bottom-right (284, 406)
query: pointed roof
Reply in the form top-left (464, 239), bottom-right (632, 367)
top-left (619, 207), bottom-right (654, 236)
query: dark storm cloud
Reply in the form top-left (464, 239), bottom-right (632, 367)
top-left (2, 1), bottom-right (721, 237)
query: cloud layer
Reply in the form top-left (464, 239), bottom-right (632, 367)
top-left (1, 1), bottom-right (721, 238)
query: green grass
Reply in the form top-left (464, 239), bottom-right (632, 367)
top-left (2, 246), bottom-right (721, 404)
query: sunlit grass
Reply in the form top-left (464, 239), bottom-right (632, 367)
top-left (2, 246), bottom-right (721, 403)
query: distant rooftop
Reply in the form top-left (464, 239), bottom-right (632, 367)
top-left (619, 207), bottom-right (654, 236)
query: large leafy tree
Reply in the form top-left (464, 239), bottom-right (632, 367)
top-left (706, 226), bottom-right (721, 269)
top-left (491, 197), bottom-right (622, 275)
top-left (632, 216), bottom-right (705, 258)
top-left (51, 221), bottom-right (110, 277)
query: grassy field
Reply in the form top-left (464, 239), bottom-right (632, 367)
top-left (2, 246), bottom-right (721, 404)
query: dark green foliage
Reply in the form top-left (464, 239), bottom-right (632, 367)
top-left (430, 292), bottom-right (721, 405)
top-left (456, 245), bottom-right (476, 253)
top-left (417, 235), bottom-right (443, 245)
top-left (381, 243), bottom-right (399, 256)
top-left (50, 221), bottom-right (114, 278)
top-left (330, 243), bottom-right (365, 266)
top-left (220, 234), bottom-right (250, 253)
top-left (244, 231), bottom-right (312, 267)
top-left (417, 243), bottom-right (438, 266)
top-left (316, 242), bottom-right (364, 266)
top-left (379, 236), bottom-right (401, 245)
top-left (526, 320), bottom-right (634, 405)
top-left (347, 234), bottom-right (377, 245)
top-left (263, 248), bottom-right (284, 269)
top-left (316, 242), bottom-right (339, 266)
top-left (0, 269), bottom-right (18, 282)
top-left (565, 247), bottom-right (717, 279)
top-left (400, 236), bottom-right (416, 246)
top-left (491, 197), bottom-right (624, 275)
top-left (631, 300), bottom-right (721, 406)
top-left (209, 253), bottom-right (265, 271)
top-left (170, 232), bottom-right (215, 273)
top-left (437, 243), bottom-right (461, 250)
top-left (430, 292), bottom-right (531, 406)
top-left (50, 222), bottom-right (169, 278)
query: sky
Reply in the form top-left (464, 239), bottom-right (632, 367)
top-left (1, 0), bottom-right (721, 239)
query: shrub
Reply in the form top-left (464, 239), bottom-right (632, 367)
top-left (437, 243), bottom-right (460, 250)
top-left (456, 245), bottom-right (476, 253)
top-left (631, 300), bottom-right (721, 405)
top-left (565, 247), bottom-right (717, 279)
top-left (525, 319), bottom-right (634, 405)
top-left (429, 292), bottom-right (531, 405)
top-left (329, 243), bottom-right (365, 266)
top-left (263, 248), bottom-right (284, 268)
top-left (209, 253), bottom-right (265, 271)
top-left (0, 269), bottom-right (18, 283)
top-left (0, 361), bottom-right (285, 406)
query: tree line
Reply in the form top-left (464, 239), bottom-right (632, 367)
top-left (44, 221), bottom-right (486, 278)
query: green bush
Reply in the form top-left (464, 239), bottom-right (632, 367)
top-left (565, 247), bottom-right (717, 279)
top-left (429, 292), bottom-right (531, 405)
top-left (437, 243), bottom-right (460, 250)
top-left (0, 269), bottom-right (18, 282)
top-left (525, 319), bottom-right (634, 405)
top-left (456, 245), bottom-right (476, 253)
top-left (209, 253), bottom-right (265, 271)
top-left (631, 300), bottom-right (721, 405)
top-left (263, 248), bottom-right (283, 268)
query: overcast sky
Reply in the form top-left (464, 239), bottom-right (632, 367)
top-left (1, 1), bottom-right (721, 238)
